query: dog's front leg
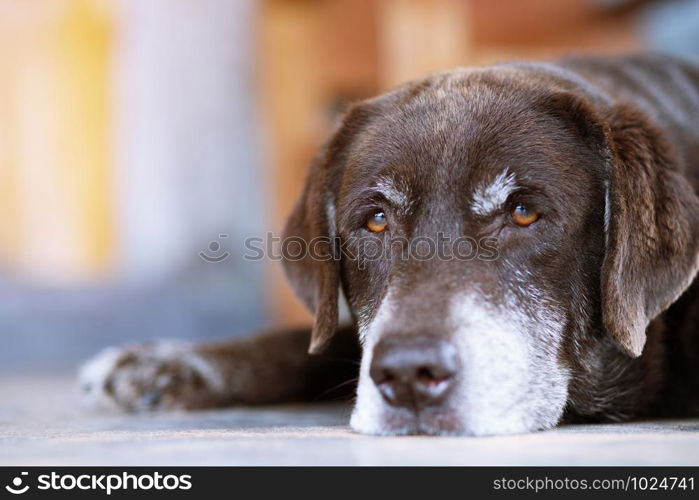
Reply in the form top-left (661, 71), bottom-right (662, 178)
top-left (79, 326), bottom-right (359, 412)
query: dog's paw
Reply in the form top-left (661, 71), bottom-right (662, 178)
top-left (79, 341), bottom-right (226, 412)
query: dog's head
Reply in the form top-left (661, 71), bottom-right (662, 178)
top-left (282, 64), bottom-right (699, 435)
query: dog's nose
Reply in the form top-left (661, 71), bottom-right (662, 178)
top-left (370, 337), bottom-right (458, 409)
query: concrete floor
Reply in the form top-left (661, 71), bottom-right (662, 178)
top-left (2, 374), bottom-right (699, 466)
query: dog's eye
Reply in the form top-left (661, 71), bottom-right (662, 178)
top-left (365, 211), bottom-right (388, 233)
top-left (511, 203), bottom-right (540, 227)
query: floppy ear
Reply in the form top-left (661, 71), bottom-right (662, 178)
top-left (282, 104), bottom-right (371, 354)
top-left (601, 104), bottom-right (699, 357)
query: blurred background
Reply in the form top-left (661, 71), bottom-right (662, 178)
top-left (0, 0), bottom-right (697, 374)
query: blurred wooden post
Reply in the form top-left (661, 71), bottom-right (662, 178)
top-left (376, 0), bottom-right (469, 90)
top-left (259, 0), bottom-right (380, 327)
top-left (258, 0), bottom-right (323, 326)
top-left (0, 0), bottom-right (113, 282)
top-left (0, 26), bottom-right (20, 266)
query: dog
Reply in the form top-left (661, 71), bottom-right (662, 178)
top-left (80, 54), bottom-right (699, 436)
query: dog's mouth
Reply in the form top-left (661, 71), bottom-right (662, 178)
top-left (353, 404), bottom-right (543, 437)
top-left (354, 405), bottom-right (469, 436)
top-left (412, 411), bottom-right (468, 436)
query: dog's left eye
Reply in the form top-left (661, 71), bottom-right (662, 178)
top-left (365, 211), bottom-right (388, 233)
top-left (511, 203), bottom-right (540, 227)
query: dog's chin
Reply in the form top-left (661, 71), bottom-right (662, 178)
top-left (349, 407), bottom-right (457, 436)
top-left (349, 406), bottom-right (553, 437)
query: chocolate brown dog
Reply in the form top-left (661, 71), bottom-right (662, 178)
top-left (81, 54), bottom-right (699, 436)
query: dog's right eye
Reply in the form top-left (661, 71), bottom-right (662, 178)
top-left (511, 203), bottom-right (540, 227)
top-left (365, 211), bottom-right (388, 233)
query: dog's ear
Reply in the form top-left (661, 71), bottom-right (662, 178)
top-left (282, 104), bottom-right (372, 354)
top-left (601, 104), bottom-right (699, 357)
